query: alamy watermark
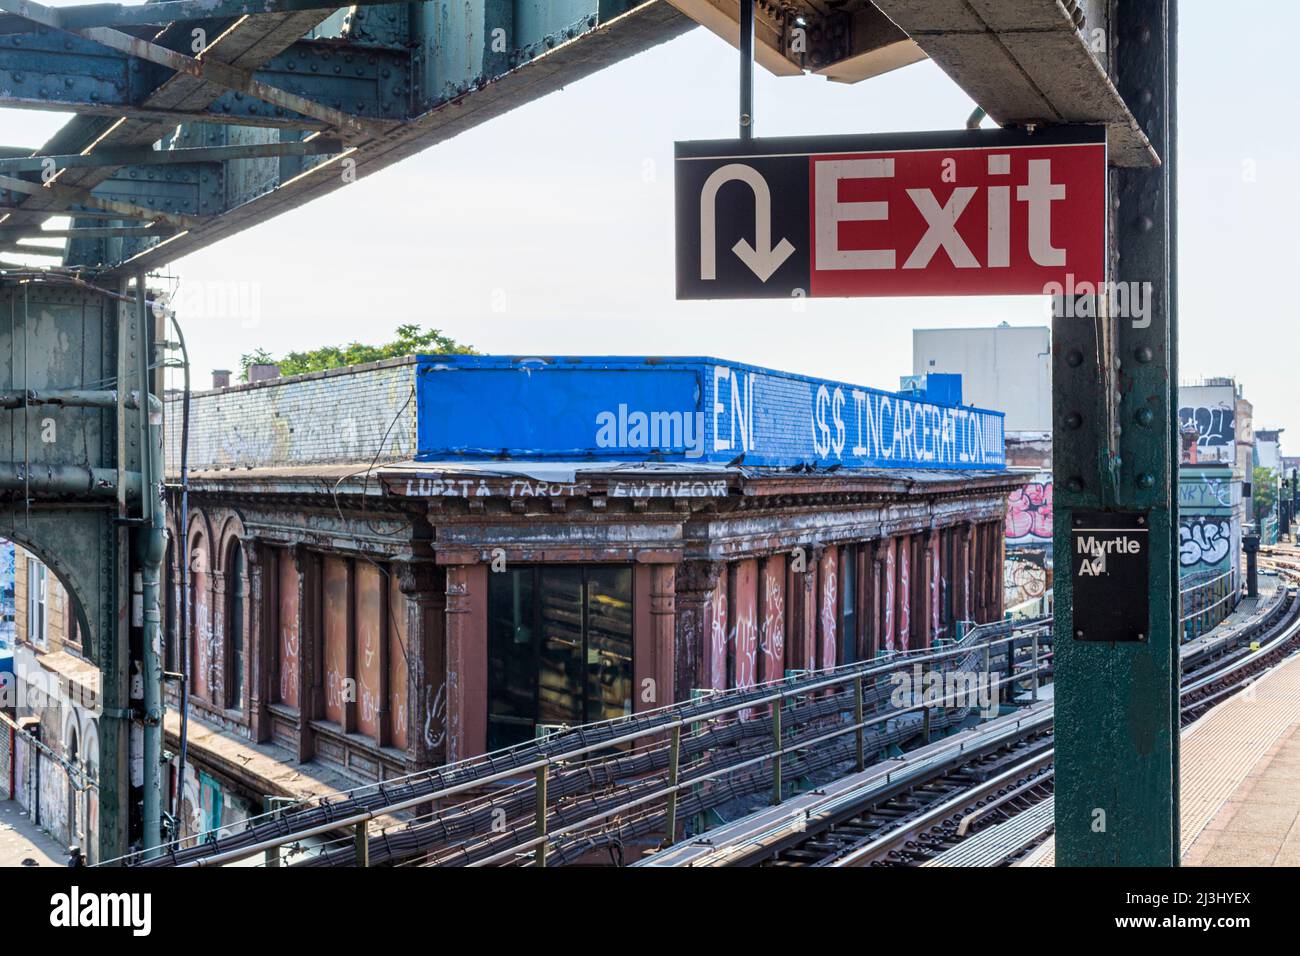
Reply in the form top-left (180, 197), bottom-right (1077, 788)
top-left (0, 667), bottom-right (101, 716)
top-left (1045, 273), bottom-right (1155, 328)
top-left (151, 281), bottom-right (262, 329)
top-left (889, 663), bottom-right (1000, 719)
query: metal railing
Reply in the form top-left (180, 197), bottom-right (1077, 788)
top-left (1179, 568), bottom-right (1237, 640)
top-left (141, 619), bottom-right (1052, 869)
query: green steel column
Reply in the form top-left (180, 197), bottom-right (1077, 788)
top-left (1053, 0), bottom-right (1178, 866)
top-left (98, 285), bottom-right (134, 863)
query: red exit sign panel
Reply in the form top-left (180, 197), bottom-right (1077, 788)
top-left (675, 127), bottom-right (1107, 300)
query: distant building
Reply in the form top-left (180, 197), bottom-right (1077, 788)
top-left (154, 354), bottom-right (1021, 841)
top-left (1179, 378), bottom-right (1252, 538)
top-left (1255, 428), bottom-right (1284, 473)
top-left (912, 324), bottom-right (1050, 435)
top-left (1178, 464), bottom-right (1242, 595)
top-left (4, 547), bottom-right (99, 863)
top-left (0, 538), bottom-right (12, 694)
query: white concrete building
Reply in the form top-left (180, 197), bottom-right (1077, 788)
top-left (912, 324), bottom-right (1051, 435)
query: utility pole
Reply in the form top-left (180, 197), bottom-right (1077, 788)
top-left (1053, 0), bottom-right (1180, 865)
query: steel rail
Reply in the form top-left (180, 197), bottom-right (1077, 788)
top-left (312, 655), bottom-right (1024, 868)
top-left (646, 705), bottom-right (1055, 868)
top-left (674, 583), bottom-right (1299, 868)
top-left (132, 619), bottom-right (1048, 867)
top-left (862, 584), bottom-right (1300, 867)
top-left (829, 751), bottom-right (1056, 867)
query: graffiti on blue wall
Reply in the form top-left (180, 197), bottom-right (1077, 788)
top-left (415, 356), bottom-right (1005, 471)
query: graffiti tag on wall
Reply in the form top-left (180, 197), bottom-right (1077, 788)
top-left (1004, 549), bottom-right (1048, 607)
top-left (1178, 516), bottom-right (1231, 568)
top-left (1006, 476), bottom-right (1052, 544)
top-left (1177, 402), bottom-right (1234, 461)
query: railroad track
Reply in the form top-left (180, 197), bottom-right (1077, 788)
top-left (126, 617), bottom-right (1050, 868)
top-left (647, 573), bottom-right (1300, 868)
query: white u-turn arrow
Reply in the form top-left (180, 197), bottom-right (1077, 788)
top-left (699, 163), bottom-right (796, 282)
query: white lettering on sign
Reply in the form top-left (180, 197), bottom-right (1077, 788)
top-left (1076, 534), bottom-right (1144, 577)
top-left (610, 480), bottom-right (727, 498)
top-left (1020, 159), bottom-right (1067, 266)
top-left (811, 384), bottom-right (998, 466)
top-left (814, 159), bottom-right (894, 271)
top-left (675, 132), bottom-right (1105, 300)
top-left (814, 156), bottom-right (1068, 272)
top-left (713, 366), bottom-right (755, 453)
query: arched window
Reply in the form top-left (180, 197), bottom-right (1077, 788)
top-left (225, 542), bottom-right (245, 710)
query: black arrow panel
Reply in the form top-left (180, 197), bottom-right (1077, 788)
top-left (675, 152), bottom-right (810, 300)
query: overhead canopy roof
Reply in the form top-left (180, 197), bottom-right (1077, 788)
top-left (0, 0), bottom-right (1153, 276)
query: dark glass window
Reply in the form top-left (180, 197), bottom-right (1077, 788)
top-left (840, 546), bottom-right (857, 666)
top-left (488, 566), bottom-right (634, 750)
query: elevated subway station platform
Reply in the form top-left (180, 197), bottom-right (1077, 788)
top-left (1022, 569), bottom-right (1300, 868)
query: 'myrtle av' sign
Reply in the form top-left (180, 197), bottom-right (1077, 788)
top-left (674, 127), bottom-right (1106, 300)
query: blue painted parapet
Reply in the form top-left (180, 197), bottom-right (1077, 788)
top-left (415, 356), bottom-right (1005, 470)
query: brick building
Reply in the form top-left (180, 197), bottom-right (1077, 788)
top-left (4, 544), bottom-right (100, 862)
top-left (161, 356), bottom-right (1022, 839)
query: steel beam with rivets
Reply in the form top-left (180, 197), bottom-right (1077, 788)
top-left (1052, 0), bottom-right (1179, 867)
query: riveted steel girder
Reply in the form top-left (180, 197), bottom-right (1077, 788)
top-left (0, 0), bottom-right (691, 272)
top-left (1052, 0), bottom-right (1178, 867)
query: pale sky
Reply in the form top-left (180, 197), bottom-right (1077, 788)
top-left (2, 5), bottom-right (1296, 437)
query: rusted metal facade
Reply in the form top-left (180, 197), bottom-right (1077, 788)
top-left (164, 458), bottom-right (1019, 794)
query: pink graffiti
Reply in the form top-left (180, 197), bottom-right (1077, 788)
top-left (899, 549), bottom-right (910, 652)
top-left (930, 537), bottom-right (941, 641)
top-left (883, 548), bottom-right (896, 653)
top-left (1006, 481), bottom-right (1053, 542)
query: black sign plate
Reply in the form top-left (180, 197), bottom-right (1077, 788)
top-left (1071, 510), bottom-right (1150, 642)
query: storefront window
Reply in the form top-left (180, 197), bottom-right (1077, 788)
top-left (488, 566), bottom-right (633, 750)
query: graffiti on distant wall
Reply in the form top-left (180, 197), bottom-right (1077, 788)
top-left (930, 534), bottom-right (941, 640)
top-left (819, 551), bottom-right (837, 670)
top-left (897, 542), bottom-right (910, 652)
top-left (759, 565), bottom-right (785, 679)
top-left (424, 681), bottom-right (447, 751)
top-left (883, 544), bottom-right (896, 653)
top-left (708, 588), bottom-right (727, 691)
top-left (1177, 401), bottom-right (1235, 461)
top-left (731, 609), bottom-right (758, 692)
top-left (1006, 476), bottom-right (1052, 545)
top-left (1179, 516), bottom-right (1232, 569)
top-left (1179, 474), bottom-right (1235, 508)
top-left (1004, 550), bottom-right (1048, 607)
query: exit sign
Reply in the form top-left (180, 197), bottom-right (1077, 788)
top-left (675, 127), bottom-right (1106, 300)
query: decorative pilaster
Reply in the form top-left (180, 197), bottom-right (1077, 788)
top-left (635, 563), bottom-right (676, 711)
top-left (245, 542), bottom-right (270, 743)
top-left (395, 561), bottom-right (446, 768)
top-left (444, 563), bottom-right (486, 763)
top-left (674, 561), bottom-right (724, 698)
top-left (210, 569), bottom-right (226, 707)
